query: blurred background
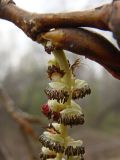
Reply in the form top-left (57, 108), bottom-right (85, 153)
top-left (0, 0), bottom-right (120, 160)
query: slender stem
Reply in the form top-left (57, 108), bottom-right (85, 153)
top-left (56, 153), bottom-right (63, 160)
top-left (53, 50), bottom-right (72, 160)
top-left (68, 157), bottom-right (73, 160)
top-left (53, 50), bottom-right (72, 105)
top-left (53, 50), bottom-right (71, 87)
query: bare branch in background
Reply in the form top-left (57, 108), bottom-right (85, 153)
top-left (0, 0), bottom-right (120, 79)
top-left (0, 87), bottom-right (42, 140)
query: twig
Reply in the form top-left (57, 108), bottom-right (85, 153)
top-left (0, 0), bottom-right (120, 79)
top-left (0, 87), bottom-right (42, 140)
top-left (0, 0), bottom-right (112, 40)
top-left (109, 0), bottom-right (120, 47)
top-left (40, 28), bottom-right (120, 80)
top-left (20, 128), bottom-right (39, 160)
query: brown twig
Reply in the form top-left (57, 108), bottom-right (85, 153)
top-left (40, 28), bottom-right (120, 80)
top-left (0, 0), bottom-right (120, 79)
top-left (20, 128), bottom-right (39, 160)
top-left (109, 0), bottom-right (120, 47)
top-left (0, 87), bottom-right (42, 140)
top-left (0, 0), bottom-right (112, 40)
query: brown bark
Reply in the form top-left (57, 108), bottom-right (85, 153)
top-left (0, 0), bottom-right (120, 79)
top-left (40, 28), bottom-right (120, 79)
top-left (0, 1), bottom-right (111, 40)
top-left (109, 0), bottom-right (120, 47)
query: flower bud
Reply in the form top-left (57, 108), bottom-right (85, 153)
top-left (39, 131), bottom-right (65, 153)
top-left (48, 100), bottom-right (65, 112)
top-left (49, 82), bottom-right (67, 90)
top-left (41, 104), bottom-right (51, 119)
top-left (65, 140), bottom-right (85, 157)
top-left (45, 88), bottom-right (69, 103)
top-left (48, 123), bottom-right (61, 134)
top-left (59, 107), bottom-right (84, 126)
top-left (72, 79), bottom-right (91, 99)
top-left (47, 65), bottom-right (65, 81)
top-left (41, 103), bottom-right (60, 121)
top-left (40, 147), bottom-right (56, 160)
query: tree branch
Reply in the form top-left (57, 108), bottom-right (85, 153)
top-left (0, 0), bottom-right (120, 79)
top-left (40, 28), bottom-right (120, 79)
top-left (109, 0), bottom-right (120, 47)
top-left (0, 87), bottom-right (43, 139)
top-left (0, 0), bottom-right (112, 40)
